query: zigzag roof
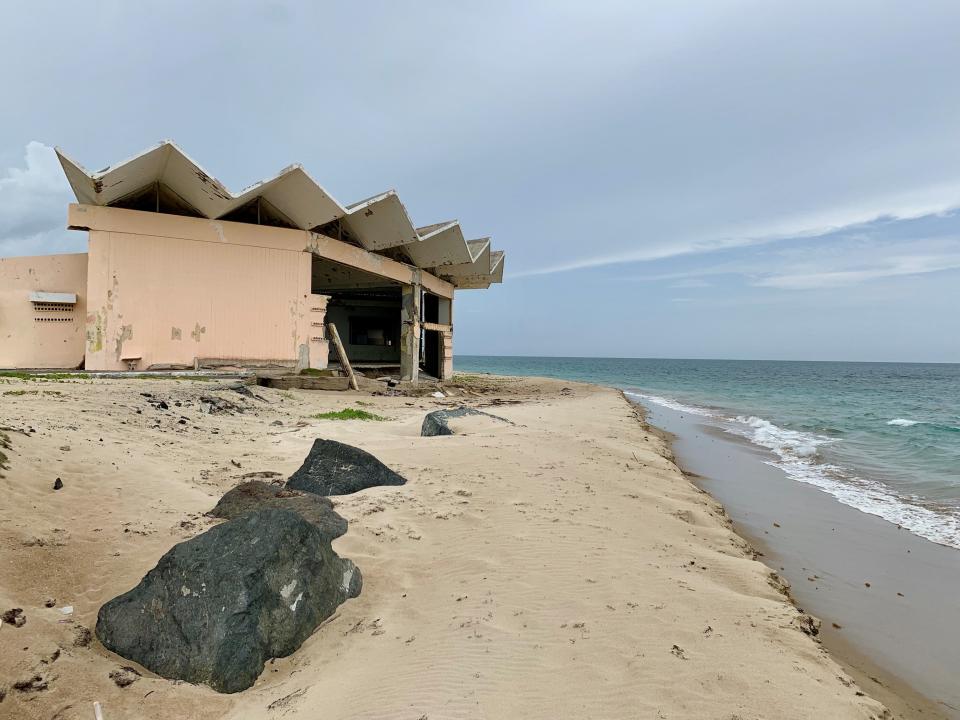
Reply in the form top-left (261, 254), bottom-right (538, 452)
top-left (56, 141), bottom-right (503, 288)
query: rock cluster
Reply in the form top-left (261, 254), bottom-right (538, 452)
top-left (95, 436), bottom-right (409, 694)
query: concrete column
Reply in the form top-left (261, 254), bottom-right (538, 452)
top-left (400, 282), bottom-right (421, 382)
top-left (439, 295), bottom-right (453, 381)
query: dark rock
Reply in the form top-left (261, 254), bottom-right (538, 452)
top-left (228, 382), bottom-right (259, 399)
top-left (157, 400), bottom-right (169, 410)
top-left (287, 439), bottom-right (406, 497)
top-left (421, 406), bottom-right (511, 437)
top-left (199, 395), bottom-right (243, 415)
top-left (53, 477), bottom-right (63, 490)
top-left (2, 608), bottom-right (25, 627)
top-left (96, 508), bottom-right (361, 693)
top-left (210, 481), bottom-right (347, 541)
top-left (239, 470), bottom-right (284, 483)
top-left (270, 420), bottom-right (283, 426)
top-left (44, 597), bottom-right (56, 608)
top-left (109, 666), bottom-right (141, 688)
top-left (13, 672), bottom-right (49, 693)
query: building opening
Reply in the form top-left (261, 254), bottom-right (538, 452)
top-left (311, 255), bottom-right (403, 374)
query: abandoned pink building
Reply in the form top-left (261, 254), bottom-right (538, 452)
top-left (0, 142), bottom-right (504, 381)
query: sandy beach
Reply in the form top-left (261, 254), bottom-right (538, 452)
top-left (0, 373), bottom-right (895, 719)
top-left (642, 400), bottom-right (958, 719)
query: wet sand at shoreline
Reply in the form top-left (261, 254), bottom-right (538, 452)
top-left (639, 399), bottom-right (959, 719)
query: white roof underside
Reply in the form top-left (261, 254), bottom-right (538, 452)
top-left (56, 141), bottom-right (503, 288)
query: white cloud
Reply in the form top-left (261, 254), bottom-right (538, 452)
top-left (0, 141), bottom-right (78, 257)
top-left (754, 252), bottom-right (960, 289)
top-left (509, 187), bottom-right (960, 280)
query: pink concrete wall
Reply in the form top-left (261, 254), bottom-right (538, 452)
top-left (84, 229), bottom-right (313, 371)
top-left (0, 254), bottom-right (88, 369)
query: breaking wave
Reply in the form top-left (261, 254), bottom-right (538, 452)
top-left (631, 393), bottom-right (960, 550)
top-left (623, 391), bottom-right (716, 418)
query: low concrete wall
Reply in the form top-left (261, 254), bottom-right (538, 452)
top-left (0, 254), bottom-right (88, 369)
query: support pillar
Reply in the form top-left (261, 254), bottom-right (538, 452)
top-left (400, 282), bottom-right (421, 382)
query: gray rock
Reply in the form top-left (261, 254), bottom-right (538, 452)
top-left (287, 439), bottom-right (406, 496)
top-left (209, 481), bottom-right (347, 541)
top-left (421, 406), bottom-right (510, 436)
top-left (199, 395), bottom-right (243, 415)
top-left (96, 508), bottom-right (361, 693)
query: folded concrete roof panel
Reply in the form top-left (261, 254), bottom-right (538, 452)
top-left (55, 141), bottom-right (504, 280)
top-left (342, 190), bottom-right (420, 251)
top-left (55, 141), bottom-right (345, 230)
top-left (443, 247), bottom-right (504, 289)
top-left (405, 221), bottom-right (473, 268)
top-left (222, 166), bottom-right (345, 229)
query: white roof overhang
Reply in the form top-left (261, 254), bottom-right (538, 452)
top-left (405, 221), bottom-right (473, 268)
top-left (341, 190), bottom-right (419, 251)
top-left (55, 141), bottom-right (505, 281)
top-left (55, 141), bottom-right (345, 230)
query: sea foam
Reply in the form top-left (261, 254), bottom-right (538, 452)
top-left (623, 391), bottom-right (716, 418)
top-left (632, 393), bottom-right (960, 550)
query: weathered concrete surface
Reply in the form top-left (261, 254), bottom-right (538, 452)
top-left (287, 439), bottom-right (406, 496)
top-left (0, 253), bottom-right (87, 369)
top-left (421, 406), bottom-right (511, 436)
top-left (95, 508), bottom-right (361, 693)
top-left (209, 480), bottom-right (347, 541)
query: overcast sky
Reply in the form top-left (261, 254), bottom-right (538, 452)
top-left (1, 1), bottom-right (958, 362)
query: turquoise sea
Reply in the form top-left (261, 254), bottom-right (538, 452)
top-left (455, 356), bottom-right (960, 549)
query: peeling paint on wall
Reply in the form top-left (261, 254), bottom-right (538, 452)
top-left (115, 324), bottom-right (133, 361)
top-left (191, 323), bottom-right (207, 342)
top-left (87, 311), bottom-right (104, 352)
top-left (171, 326), bottom-right (182, 341)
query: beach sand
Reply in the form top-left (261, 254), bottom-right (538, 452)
top-left (642, 400), bottom-right (957, 719)
top-left (0, 374), bottom-right (893, 719)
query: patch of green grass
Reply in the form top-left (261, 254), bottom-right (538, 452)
top-left (312, 408), bottom-right (386, 421)
top-left (0, 371), bottom-right (89, 382)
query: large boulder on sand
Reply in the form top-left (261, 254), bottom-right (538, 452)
top-left (421, 406), bottom-right (511, 436)
top-left (286, 439), bottom-right (406, 496)
top-left (96, 508), bottom-right (361, 693)
top-left (209, 481), bottom-right (347, 541)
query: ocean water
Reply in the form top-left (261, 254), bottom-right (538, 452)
top-left (455, 356), bottom-right (960, 550)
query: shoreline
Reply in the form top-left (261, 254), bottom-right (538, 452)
top-left (636, 397), bottom-right (958, 719)
top-left (1, 373), bottom-right (895, 718)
